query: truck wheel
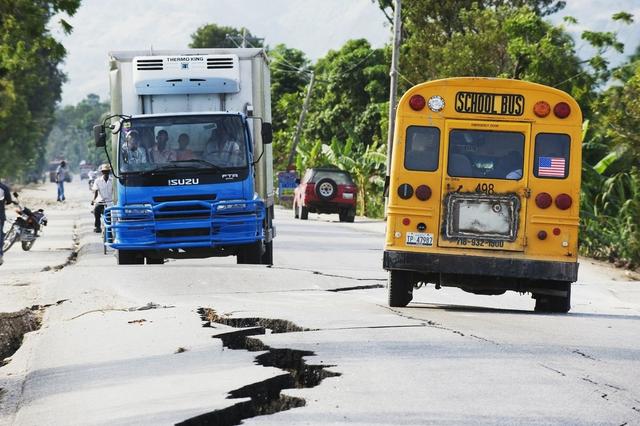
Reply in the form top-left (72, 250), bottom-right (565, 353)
top-left (261, 241), bottom-right (273, 265)
top-left (146, 257), bottom-right (164, 265)
top-left (299, 205), bottom-right (309, 220)
top-left (388, 270), bottom-right (414, 307)
top-left (117, 250), bottom-right (144, 265)
top-left (534, 282), bottom-right (571, 313)
top-left (237, 242), bottom-right (262, 264)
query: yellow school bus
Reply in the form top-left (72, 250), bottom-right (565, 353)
top-left (384, 77), bottom-right (582, 313)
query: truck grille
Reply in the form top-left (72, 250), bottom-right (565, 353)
top-left (136, 59), bottom-right (163, 71)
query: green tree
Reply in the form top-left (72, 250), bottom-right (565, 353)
top-left (189, 23), bottom-right (263, 48)
top-left (0, 0), bottom-right (80, 180)
top-left (45, 94), bottom-right (111, 172)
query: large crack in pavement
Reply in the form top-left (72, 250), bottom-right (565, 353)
top-left (178, 308), bottom-right (340, 425)
top-left (0, 309), bottom-right (42, 367)
top-left (41, 222), bottom-right (80, 272)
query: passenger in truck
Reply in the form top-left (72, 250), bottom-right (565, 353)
top-left (176, 133), bottom-right (195, 161)
top-left (121, 130), bottom-right (148, 166)
top-left (150, 130), bottom-right (176, 163)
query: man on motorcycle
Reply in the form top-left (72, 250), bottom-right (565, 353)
top-left (0, 179), bottom-right (13, 266)
top-left (91, 164), bottom-right (114, 233)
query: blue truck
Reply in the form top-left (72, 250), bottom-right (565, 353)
top-left (93, 49), bottom-right (274, 265)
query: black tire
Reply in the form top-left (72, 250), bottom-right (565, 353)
top-left (261, 241), bottom-right (273, 265)
top-left (237, 242), bottom-right (263, 264)
top-left (315, 178), bottom-right (338, 201)
top-left (338, 212), bottom-right (346, 222)
top-left (117, 250), bottom-right (144, 265)
top-left (3, 225), bottom-right (18, 252)
top-left (21, 239), bottom-right (35, 251)
top-left (299, 205), bottom-right (309, 220)
top-left (388, 270), bottom-right (414, 307)
top-left (534, 282), bottom-right (571, 313)
top-left (146, 257), bottom-right (164, 265)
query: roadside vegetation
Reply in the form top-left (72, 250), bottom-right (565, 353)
top-left (2, 1), bottom-right (639, 267)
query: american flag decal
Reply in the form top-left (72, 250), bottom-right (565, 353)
top-left (538, 156), bottom-right (566, 177)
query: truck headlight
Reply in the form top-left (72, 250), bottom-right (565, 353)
top-left (112, 204), bottom-right (153, 222)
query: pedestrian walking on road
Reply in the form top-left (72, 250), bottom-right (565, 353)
top-left (55, 160), bottom-right (67, 202)
top-left (0, 179), bottom-right (13, 266)
top-left (91, 164), bottom-right (114, 233)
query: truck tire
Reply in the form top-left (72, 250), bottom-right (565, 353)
top-left (388, 270), bottom-right (414, 307)
top-left (340, 209), bottom-right (355, 223)
top-left (237, 242), bottom-right (263, 264)
top-left (117, 250), bottom-right (144, 265)
top-left (146, 257), bottom-right (164, 265)
top-left (534, 282), bottom-right (571, 313)
top-left (315, 178), bottom-right (338, 201)
top-left (261, 241), bottom-right (273, 265)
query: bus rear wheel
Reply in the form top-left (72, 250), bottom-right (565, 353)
top-left (388, 270), bottom-right (414, 307)
top-left (534, 282), bottom-right (571, 313)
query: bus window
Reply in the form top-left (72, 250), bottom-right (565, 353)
top-left (534, 133), bottom-right (570, 179)
top-left (448, 129), bottom-right (525, 180)
top-left (404, 126), bottom-right (440, 171)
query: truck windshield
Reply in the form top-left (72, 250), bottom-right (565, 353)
top-left (118, 115), bottom-right (248, 173)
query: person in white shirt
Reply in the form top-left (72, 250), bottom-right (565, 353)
top-left (91, 164), bottom-right (114, 233)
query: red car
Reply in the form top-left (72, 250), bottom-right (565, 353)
top-left (293, 167), bottom-right (357, 222)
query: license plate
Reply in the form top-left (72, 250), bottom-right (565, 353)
top-left (406, 232), bottom-right (433, 247)
top-left (342, 193), bottom-right (354, 199)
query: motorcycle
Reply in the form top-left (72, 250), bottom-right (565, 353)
top-left (2, 192), bottom-right (48, 252)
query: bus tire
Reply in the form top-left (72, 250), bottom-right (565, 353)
top-left (388, 270), bottom-right (413, 307)
top-left (534, 282), bottom-right (571, 313)
top-left (117, 250), bottom-right (144, 265)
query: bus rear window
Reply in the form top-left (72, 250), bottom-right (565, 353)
top-left (448, 130), bottom-right (525, 180)
top-left (404, 126), bottom-right (440, 172)
top-left (534, 133), bottom-right (570, 179)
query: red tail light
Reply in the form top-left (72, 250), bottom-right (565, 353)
top-left (415, 185), bottom-right (432, 201)
top-left (535, 192), bottom-right (552, 209)
top-left (409, 95), bottom-right (426, 111)
top-left (554, 102), bottom-right (571, 118)
top-left (533, 101), bottom-right (551, 118)
top-left (555, 193), bottom-right (572, 210)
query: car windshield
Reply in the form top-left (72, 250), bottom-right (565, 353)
top-left (118, 115), bottom-right (248, 173)
top-left (311, 170), bottom-right (354, 185)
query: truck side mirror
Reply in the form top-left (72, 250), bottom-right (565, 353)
top-left (93, 124), bottom-right (106, 148)
top-left (261, 122), bottom-right (273, 145)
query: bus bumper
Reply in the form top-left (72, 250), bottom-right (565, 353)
top-left (383, 250), bottom-right (578, 282)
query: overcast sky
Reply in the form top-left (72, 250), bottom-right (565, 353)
top-left (54, 0), bottom-right (639, 105)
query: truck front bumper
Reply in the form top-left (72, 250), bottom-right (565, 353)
top-left (104, 199), bottom-right (265, 250)
top-left (383, 250), bottom-right (579, 282)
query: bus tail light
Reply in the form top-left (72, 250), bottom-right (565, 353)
top-left (415, 185), bottom-right (432, 201)
top-left (402, 218), bottom-right (411, 226)
top-left (533, 101), bottom-right (551, 117)
top-left (555, 193), bottom-right (572, 210)
top-left (554, 102), bottom-right (571, 118)
top-left (553, 227), bottom-right (561, 235)
top-left (535, 192), bottom-right (552, 209)
top-left (397, 183), bottom-right (414, 199)
top-left (409, 95), bottom-right (426, 111)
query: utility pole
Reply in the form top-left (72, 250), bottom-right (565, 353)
top-left (225, 29), bottom-right (263, 48)
top-left (287, 71), bottom-right (316, 169)
top-left (385, 0), bottom-right (402, 195)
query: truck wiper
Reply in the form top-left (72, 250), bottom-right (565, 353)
top-left (170, 159), bottom-right (224, 171)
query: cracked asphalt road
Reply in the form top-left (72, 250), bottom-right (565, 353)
top-left (1, 181), bottom-right (640, 425)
